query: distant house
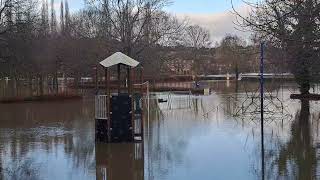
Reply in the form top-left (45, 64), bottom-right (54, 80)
top-left (164, 58), bottom-right (193, 75)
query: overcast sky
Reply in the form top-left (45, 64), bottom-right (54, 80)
top-left (166, 0), bottom-right (253, 43)
top-left (60, 0), bottom-right (253, 43)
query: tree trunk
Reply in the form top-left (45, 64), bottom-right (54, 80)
top-left (39, 74), bottom-right (44, 96)
top-left (235, 63), bottom-right (239, 81)
top-left (300, 81), bottom-right (310, 95)
top-left (75, 73), bottom-right (81, 89)
top-left (12, 74), bottom-right (17, 97)
top-left (28, 74), bottom-right (33, 96)
top-left (54, 72), bottom-right (59, 94)
top-left (294, 59), bottom-right (311, 95)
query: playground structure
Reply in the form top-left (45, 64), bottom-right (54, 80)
top-left (95, 52), bottom-right (149, 143)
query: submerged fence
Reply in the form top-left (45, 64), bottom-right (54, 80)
top-left (95, 95), bottom-right (108, 120)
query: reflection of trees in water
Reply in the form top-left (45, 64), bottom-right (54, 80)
top-left (146, 94), bottom-right (213, 180)
top-left (2, 159), bottom-right (41, 180)
top-left (276, 101), bottom-right (318, 179)
top-left (96, 143), bottom-right (144, 180)
top-left (249, 101), bottom-right (320, 179)
top-left (0, 100), bottom-right (94, 128)
top-left (0, 100), bottom-right (95, 179)
top-left (147, 96), bottom-right (164, 123)
top-left (147, 98), bottom-right (185, 179)
top-left (146, 84), bottom-right (320, 180)
top-left (220, 81), bottom-right (320, 179)
top-left (0, 80), bottom-right (90, 98)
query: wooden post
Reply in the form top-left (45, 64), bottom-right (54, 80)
top-left (128, 67), bottom-right (131, 94)
top-left (132, 67), bottom-right (135, 92)
top-left (140, 66), bottom-right (144, 141)
top-left (106, 68), bottom-right (111, 142)
top-left (140, 66), bottom-right (144, 93)
top-left (260, 42), bottom-right (265, 180)
top-left (94, 66), bottom-right (98, 94)
top-left (117, 64), bottom-right (121, 94)
top-left (128, 67), bottom-right (135, 141)
top-left (105, 68), bottom-right (108, 94)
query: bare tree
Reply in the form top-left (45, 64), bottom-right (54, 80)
top-left (40, 0), bottom-right (49, 37)
top-left (0, 0), bottom-right (35, 43)
top-left (182, 25), bottom-right (211, 75)
top-left (219, 35), bottom-right (247, 78)
top-left (64, 0), bottom-right (70, 35)
top-left (0, 0), bottom-right (38, 69)
top-left (0, 0), bottom-right (14, 36)
top-left (60, 0), bottom-right (64, 33)
top-left (86, 0), bottom-right (184, 57)
top-left (233, 0), bottom-right (320, 95)
top-left (50, 0), bottom-right (57, 35)
top-left (183, 25), bottom-right (211, 49)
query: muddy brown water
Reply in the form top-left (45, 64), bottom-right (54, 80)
top-left (0, 80), bottom-right (319, 180)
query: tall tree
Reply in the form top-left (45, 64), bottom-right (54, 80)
top-left (182, 25), bottom-right (211, 75)
top-left (234, 0), bottom-right (320, 94)
top-left (64, 0), bottom-right (70, 35)
top-left (88, 0), bottom-right (183, 57)
top-left (40, 0), bottom-right (50, 36)
top-left (219, 35), bottom-right (247, 78)
top-left (60, 0), bottom-right (64, 33)
top-left (101, 0), bottom-right (111, 37)
top-left (50, 0), bottom-right (57, 34)
top-left (0, 0), bottom-right (38, 83)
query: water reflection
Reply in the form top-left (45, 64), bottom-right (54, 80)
top-left (250, 99), bottom-right (320, 180)
top-left (0, 99), bottom-right (95, 180)
top-left (146, 94), bottom-right (257, 179)
top-left (276, 100), bottom-right (318, 179)
top-left (0, 80), bottom-right (90, 99)
top-left (96, 143), bottom-right (144, 180)
top-left (0, 81), bottom-right (319, 180)
top-left (146, 84), bottom-right (320, 180)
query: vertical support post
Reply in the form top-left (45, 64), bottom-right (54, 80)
top-left (140, 66), bottom-right (144, 93)
top-left (129, 67), bottom-right (134, 141)
top-left (132, 68), bottom-right (136, 90)
top-left (260, 42), bottom-right (265, 180)
top-left (106, 68), bottom-right (111, 142)
top-left (147, 81), bottom-right (149, 139)
top-left (94, 65), bottom-right (98, 95)
top-left (105, 68), bottom-right (109, 95)
top-left (117, 64), bottom-right (121, 94)
top-left (140, 66), bottom-right (144, 141)
top-left (132, 67), bottom-right (136, 141)
top-left (128, 67), bottom-right (131, 94)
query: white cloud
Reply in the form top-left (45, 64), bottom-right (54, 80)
top-left (175, 5), bottom-right (252, 43)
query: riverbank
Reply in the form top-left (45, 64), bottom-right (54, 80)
top-left (0, 94), bottom-right (82, 104)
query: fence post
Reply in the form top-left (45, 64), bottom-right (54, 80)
top-left (260, 42), bottom-right (265, 180)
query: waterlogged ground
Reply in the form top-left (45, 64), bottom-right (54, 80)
top-left (0, 81), bottom-right (320, 180)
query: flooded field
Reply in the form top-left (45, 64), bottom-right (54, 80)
top-left (0, 81), bottom-right (319, 180)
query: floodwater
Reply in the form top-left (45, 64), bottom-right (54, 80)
top-left (0, 80), bottom-right (320, 180)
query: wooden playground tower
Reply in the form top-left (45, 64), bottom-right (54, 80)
top-left (95, 52), bottom-right (146, 143)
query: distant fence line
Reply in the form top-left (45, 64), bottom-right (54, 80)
top-left (0, 73), bottom-right (295, 83)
